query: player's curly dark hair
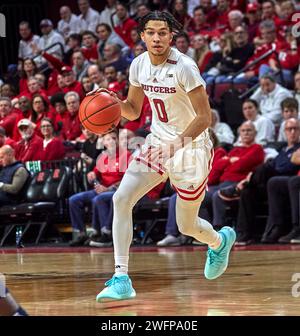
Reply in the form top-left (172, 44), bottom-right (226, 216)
top-left (137, 11), bottom-right (183, 35)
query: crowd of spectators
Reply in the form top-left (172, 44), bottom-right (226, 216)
top-left (1, 0), bottom-right (300, 246)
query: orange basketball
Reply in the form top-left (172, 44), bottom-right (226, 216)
top-left (79, 92), bottom-right (121, 134)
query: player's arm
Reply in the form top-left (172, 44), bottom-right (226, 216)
top-left (120, 85), bottom-right (145, 121)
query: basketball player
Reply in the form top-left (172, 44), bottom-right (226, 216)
top-left (91, 11), bottom-right (236, 301)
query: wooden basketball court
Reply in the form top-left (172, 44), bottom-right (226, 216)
top-left (1, 245), bottom-right (300, 316)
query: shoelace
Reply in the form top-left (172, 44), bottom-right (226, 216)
top-left (207, 249), bottom-right (224, 266)
top-left (105, 276), bottom-right (130, 294)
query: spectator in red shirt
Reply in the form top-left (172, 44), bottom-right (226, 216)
top-left (114, 2), bottom-right (138, 48)
top-left (81, 30), bottom-right (99, 63)
top-left (170, 0), bottom-right (194, 31)
top-left (202, 121), bottom-right (264, 226)
top-left (0, 97), bottom-right (20, 138)
top-left (15, 119), bottom-right (43, 162)
top-left (192, 34), bottom-right (213, 73)
top-left (61, 66), bottom-right (84, 101)
top-left (61, 91), bottom-right (82, 141)
top-left (261, 0), bottom-right (281, 26)
top-left (12, 96), bottom-right (33, 141)
top-left (245, 2), bottom-right (261, 42)
top-left (19, 76), bottom-right (48, 102)
top-left (68, 129), bottom-right (132, 246)
top-left (39, 117), bottom-right (65, 161)
top-left (31, 94), bottom-right (56, 136)
top-left (19, 58), bottom-right (37, 93)
top-left (0, 127), bottom-right (17, 150)
top-left (188, 6), bottom-right (212, 37)
top-left (214, 0), bottom-right (230, 32)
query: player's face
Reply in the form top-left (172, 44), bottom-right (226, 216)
top-left (141, 20), bottom-right (173, 58)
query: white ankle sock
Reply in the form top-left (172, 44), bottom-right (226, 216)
top-left (114, 256), bottom-right (129, 275)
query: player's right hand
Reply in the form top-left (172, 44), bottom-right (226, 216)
top-left (86, 88), bottom-right (110, 96)
top-left (86, 88), bottom-right (121, 103)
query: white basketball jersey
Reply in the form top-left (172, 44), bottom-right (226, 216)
top-left (129, 47), bottom-right (209, 143)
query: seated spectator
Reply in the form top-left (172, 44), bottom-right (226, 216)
top-left (100, 43), bottom-right (130, 74)
top-left (81, 30), bottom-right (99, 63)
top-left (77, 0), bottom-right (100, 33)
top-left (37, 19), bottom-right (65, 60)
top-left (19, 76), bottom-right (48, 102)
top-left (99, 0), bottom-right (119, 28)
top-left (250, 74), bottom-right (293, 125)
top-left (277, 98), bottom-right (299, 141)
top-left (114, 2), bottom-right (138, 48)
top-left (0, 97), bottom-right (20, 139)
top-left (174, 32), bottom-right (195, 60)
top-left (61, 91), bottom-right (82, 141)
top-left (87, 64), bottom-right (108, 91)
top-left (19, 58), bottom-right (38, 93)
top-left (202, 32), bottom-right (235, 85)
top-left (237, 99), bottom-right (275, 146)
top-left (31, 94), bottom-right (56, 135)
top-left (81, 76), bottom-right (93, 94)
top-left (171, 0), bottom-right (193, 31)
top-left (16, 119), bottom-right (43, 162)
top-left (245, 2), bottom-right (260, 42)
top-left (259, 26), bottom-right (299, 87)
top-left (72, 50), bottom-right (90, 81)
top-left (266, 156), bottom-right (300, 244)
top-left (12, 96), bottom-right (33, 142)
top-left (188, 6), bottom-right (212, 36)
top-left (214, 0), bottom-right (230, 32)
top-left (50, 92), bottom-right (67, 136)
top-left (68, 129), bottom-right (131, 247)
top-left (0, 127), bottom-right (17, 150)
top-left (227, 10), bottom-right (245, 32)
top-left (35, 74), bottom-right (47, 91)
top-left (57, 6), bottom-right (80, 40)
top-left (76, 127), bottom-right (103, 173)
top-left (18, 21), bottom-right (41, 61)
top-left (192, 34), bottom-right (213, 73)
top-left (0, 145), bottom-right (30, 206)
top-left (61, 66), bottom-right (84, 101)
top-left (211, 109), bottom-right (235, 145)
top-left (261, 0), bottom-right (281, 25)
top-left (15, 119), bottom-right (43, 162)
top-left (104, 65), bottom-right (126, 98)
top-left (96, 23), bottom-right (129, 60)
top-left (238, 20), bottom-right (286, 84)
top-left (204, 121), bottom-right (264, 227)
top-left (0, 84), bottom-right (16, 100)
top-left (64, 33), bottom-right (82, 64)
top-left (219, 118), bottom-right (300, 244)
top-left (213, 25), bottom-right (254, 84)
top-left (39, 118), bottom-right (65, 161)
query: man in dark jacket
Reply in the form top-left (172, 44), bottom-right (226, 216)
top-left (0, 145), bottom-right (29, 205)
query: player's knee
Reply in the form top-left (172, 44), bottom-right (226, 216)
top-left (113, 190), bottom-right (131, 209)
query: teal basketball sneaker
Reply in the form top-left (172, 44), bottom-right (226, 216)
top-left (204, 226), bottom-right (236, 280)
top-left (96, 274), bottom-right (136, 302)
